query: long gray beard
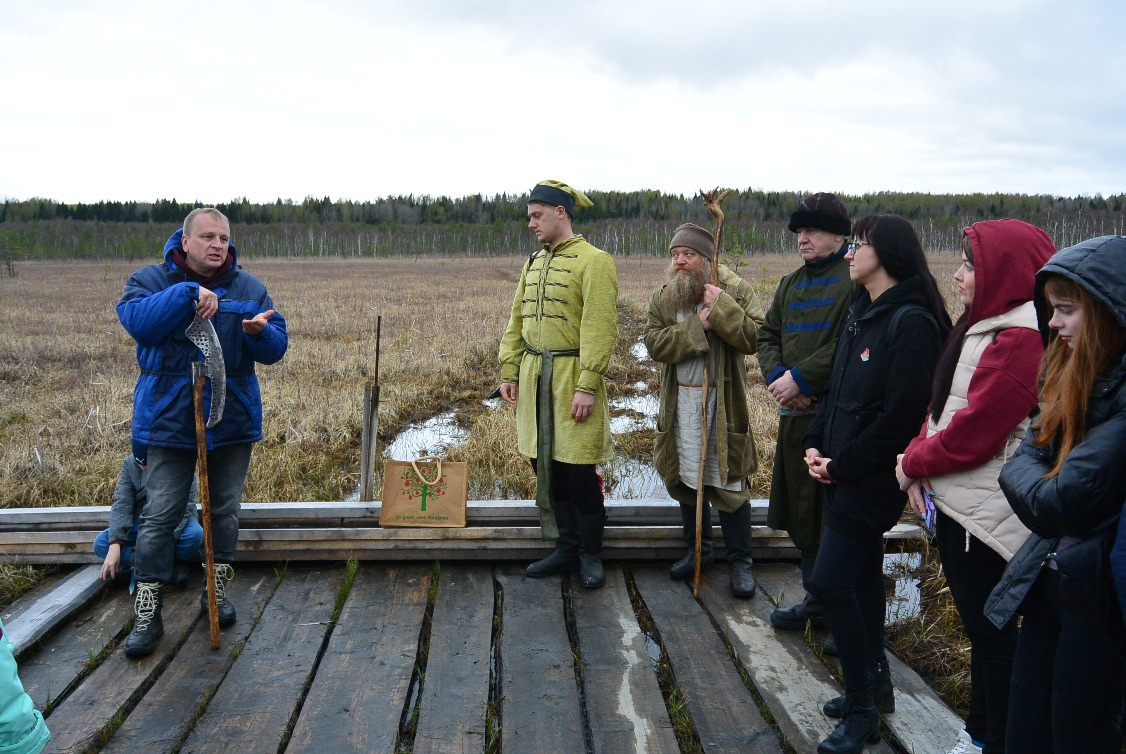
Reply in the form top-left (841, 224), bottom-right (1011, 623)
top-left (662, 262), bottom-right (708, 311)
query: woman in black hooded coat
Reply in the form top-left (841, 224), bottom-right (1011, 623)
top-left (804, 215), bottom-right (951, 754)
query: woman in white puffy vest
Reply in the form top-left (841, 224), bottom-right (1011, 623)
top-left (897, 219), bottom-right (1056, 754)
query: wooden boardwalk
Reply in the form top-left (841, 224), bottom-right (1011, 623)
top-left (8, 560), bottom-right (965, 754)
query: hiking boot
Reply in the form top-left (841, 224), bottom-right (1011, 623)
top-left (575, 511), bottom-right (606, 589)
top-left (817, 687), bottom-right (881, 754)
top-left (822, 634), bottom-right (839, 657)
top-left (201, 562), bottom-right (236, 628)
top-left (670, 503), bottom-right (714, 579)
top-left (527, 500), bottom-right (580, 578)
top-left (123, 581), bottom-right (164, 659)
top-left (824, 657), bottom-right (894, 718)
top-left (718, 504), bottom-right (756, 598)
top-left (769, 593), bottom-right (826, 630)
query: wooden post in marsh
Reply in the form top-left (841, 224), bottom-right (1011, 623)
top-left (359, 316), bottom-right (382, 502)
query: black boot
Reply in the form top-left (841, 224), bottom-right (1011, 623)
top-left (817, 687), bottom-right (881, 754)
top-left (670, 503), bottom-right (714, 579)
top-left (770, 550), bottom-right (826, 629)
top-left (575, 511), bottom-right (606, 589)
top-left (200, 562), bottom-right (237, 628)
top-left (123, 581), bottom-right (164, 658)
top-left (527, 500), bottom-right (580, 578)
top-left (824, 657), bottom-right (894, 718)
top-left (718, 504), bottom-right (756, 598)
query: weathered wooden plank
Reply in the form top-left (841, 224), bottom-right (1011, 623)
top-left (632, 567), bottom-right (782, 753)
top-left (883, 650), bottom-right (966, 753)
top-left (178, 566), bottom-right (342, 754)
top-left (2, 568), bottom-right (68, 624)
top-left (286, 564), bottom-right (430, 754)
top-left (5, 565), bottom-right (106, 656)
top-left (99, 567), bottom-right (280, 753)
top-left (0, 499), bottom-right (772, 530)
top-left (412, 564), bottom-right (493, 754)
top-left (707, 564), bottom-right (896, 754)
top-left (41, 584), bottom-right (203, 753)
top-left (570, 567), bottom-right (679, 754)
top-left (496, 566), bottom-right (585, 753)
top-left (17, 586), bottom-right (132, 712)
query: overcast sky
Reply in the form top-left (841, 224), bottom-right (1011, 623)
top-left (2, 0), bottom-right (1123, 205)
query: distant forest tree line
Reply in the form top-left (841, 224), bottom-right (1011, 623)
top-left (0, 189), bottom-right (1123, 261)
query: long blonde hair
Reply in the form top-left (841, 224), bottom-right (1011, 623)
top-left (1036, 275), bottom-right (1126, 477)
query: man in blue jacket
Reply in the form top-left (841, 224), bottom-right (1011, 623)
top-left (116, 207), bottom-right (288, 659)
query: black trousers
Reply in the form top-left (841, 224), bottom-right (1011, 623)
top-left (809, 524), bottom-right (887, 694)
top-left (935, 512), bottom-right (1017, 754)
top-left (528, 458), bottom-right (604, 515)
top-left (1006, 567), bottom-right (1124, 754)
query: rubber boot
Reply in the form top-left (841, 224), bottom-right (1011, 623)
top-left (123, 581), bottom-right (164, 659)
top-left (575, 511), bottom-right (606, 589)
top-left (200, 562), bottom-right (237, 628)
top-left (669, 503), bottom-right (714, 579)
top-left (770, 550), bottom-right (826, 629)
top-left (817, 687), bottom-right (881, 753)
top-left (824, 657), bottom-right (895, 718)
top-left (718, 503), bottom-right (756, 598)
top-left (526, 500), bottom-right (580, 578)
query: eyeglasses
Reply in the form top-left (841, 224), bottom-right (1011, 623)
top-left (846, 241), bottom-right (872, 254)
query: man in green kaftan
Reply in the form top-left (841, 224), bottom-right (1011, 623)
top-left (499, 180), bottom-right (618, 589)
top-left (757, 192), bottom-right (854, 631)
top-left (644, 223), bottom-right (763, 597)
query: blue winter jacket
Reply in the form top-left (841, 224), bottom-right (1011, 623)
top-left (117, 230), bottom-right (288, 450)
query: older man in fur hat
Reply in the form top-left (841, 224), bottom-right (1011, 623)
top-left (499, 180), bottom-right (618, 589)
top-left (644, 223), bottom-right (763, 597)
top-left (757, 192), bottom-right (855, 631)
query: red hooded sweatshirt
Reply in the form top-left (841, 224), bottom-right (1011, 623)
top-left (902, 219), bottom-right (1056, 478)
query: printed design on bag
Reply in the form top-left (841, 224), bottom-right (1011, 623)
top-left (860, 348), bottom-right (870, 362)
top-left (401, 468), bottom-right (448, 512)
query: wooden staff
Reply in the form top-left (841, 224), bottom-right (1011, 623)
top-left (192, 370), bottom-right (221, 649)
top-left (694, 187), bottom-right (732, 597)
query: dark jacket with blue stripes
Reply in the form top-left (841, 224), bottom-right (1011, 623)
top-left (757, 245), bottom-right (854, 402)
top-left (117, 230), bottom-right (288, 451)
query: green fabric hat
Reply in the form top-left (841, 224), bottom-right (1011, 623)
top-left (529, 179), bottom-right (594, 216)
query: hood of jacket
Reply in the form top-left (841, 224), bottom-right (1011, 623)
top-left (963, 219), bottom-right (1056, 326)
top-left (1033, 235), bottom-right (1126, 342)
top-left (162, 228), bottom-right (240, 269)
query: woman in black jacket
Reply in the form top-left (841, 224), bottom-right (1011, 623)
top-left (984, 235), bottom-right (1126, 753)
top-left (804, 215), bottom-right (951, 754)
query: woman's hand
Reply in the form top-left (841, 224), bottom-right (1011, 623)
top-left (895, 453), bottom-right (912, 491)
top-left (905, 479), bottom-right (930, 516)
top-left (806, 448), bottom-right (835, 484)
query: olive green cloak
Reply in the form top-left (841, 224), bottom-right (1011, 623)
top-left (644, 264), bottom-right (762, 491)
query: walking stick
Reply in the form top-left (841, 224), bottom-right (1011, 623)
top-left (192, 369), bottom-right (221, 649)
top-left (186, 315), bottom-right (227, 650)
top-left (693, 188), bottom-right (732, 597)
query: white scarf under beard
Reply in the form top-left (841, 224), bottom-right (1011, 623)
top-left (662, 260), bottom-right (709, 312)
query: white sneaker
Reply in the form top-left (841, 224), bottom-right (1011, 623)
top-left (947, 729), bottom-right (983, 754)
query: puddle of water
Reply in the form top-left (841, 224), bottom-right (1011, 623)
top-left (601, 457), bottom-right (670, 500)
top-left (383, 412), bottom-right (468, 460)
top-left (884, 551), bottom-right (922, 624)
